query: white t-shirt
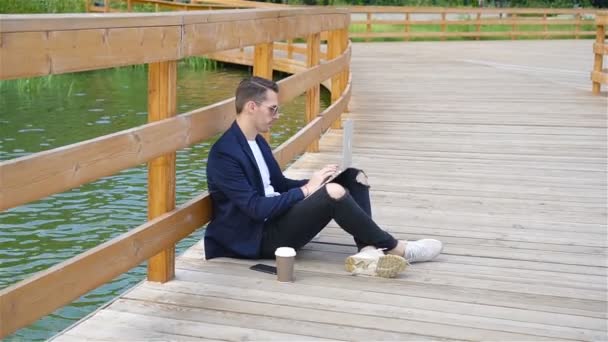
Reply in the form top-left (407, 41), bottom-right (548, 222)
top-left (248, 140), bottom-right (280, 197)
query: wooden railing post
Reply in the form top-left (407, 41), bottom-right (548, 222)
top-left (543, 11), bottom-right (548, 40)
top-left (104, 0), bottom-right (110, 12)
top-left (441, 12), bottom-right (447, 41)
top-left (287, 39), bottom-right (294, 59)
top-left (476, 12), bottom-right (481, 41)
top-left (146, 60), bottom-right (177, 283)
top-left (575, 13), bottom-right (581, 39)
top-left (511, 13), bottom-right (517, 40)
top-left (366, 12), bottom-right (372, 42)
top-left (328, 29), bottom-right (344, 129)
top-left (127, 0), bottom-right (132, 12)
top-left (254, 42), bottom-right (274, 142)
top-left (306, 33), bottom-right (321, 153)
top-left (405, 12), bottom-right (411, 41)
top-left (592, 12), bottom-right (607, 95)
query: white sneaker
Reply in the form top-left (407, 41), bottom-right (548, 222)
top-left (345, 246), bottom-right (407, 278)
top-left (403, 239), bottom-right (443, 263)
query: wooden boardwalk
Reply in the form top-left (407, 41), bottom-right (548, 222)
top-left (54, 40), bottom-right (607, 341)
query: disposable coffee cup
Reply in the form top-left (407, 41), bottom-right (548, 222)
top-left (275, 247), bottom-right (296, 282)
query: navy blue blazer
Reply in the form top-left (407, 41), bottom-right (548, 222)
top-left (204, 121), bottom-right (308, 259)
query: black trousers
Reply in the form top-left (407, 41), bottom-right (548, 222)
top-left (260, 168), bottom-right (398, 259)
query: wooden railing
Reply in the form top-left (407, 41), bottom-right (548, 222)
top-left (348, 6), bottom-right (598, 41)
top-left (592, 11), bottom-right (608, 94)
top-left (88, 1), bottom-right (599, 41)
top-left (0, 8), bottom-right (351, 338)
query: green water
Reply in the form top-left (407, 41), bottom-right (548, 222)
top-left (0, 63), bottom-right (328, 341)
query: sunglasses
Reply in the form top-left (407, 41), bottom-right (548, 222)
top-left (257, 103), bottom-right (279, 115)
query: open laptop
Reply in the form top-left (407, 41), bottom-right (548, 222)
top-left (305, 119), bottom-right (353, 198)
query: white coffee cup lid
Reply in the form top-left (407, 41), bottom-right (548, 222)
top-left (275, 247), bottom-right (296, 257)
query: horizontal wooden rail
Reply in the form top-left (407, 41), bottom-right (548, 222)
top-left (348, 6), bottom-right (598, 41)
top-left (275, 42), bottom-right (328, 60)
top-left (352, 19), bottom-right (586, 26)
top-left (351, 30), bottom-right (596, 39)
top-left (0, 8), bottom-right (348, 80)
top-left (592, 11), bottom-right (607, 94)
top-left (348, 6), bottom-right (596, 15)
top-left (0, 42), bottom-right (350, 211)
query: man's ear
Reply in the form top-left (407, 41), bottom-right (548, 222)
top-left (246, 100), bottom-right (257, 113)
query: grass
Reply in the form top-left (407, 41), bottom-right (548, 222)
top-left (349, 20), bottom-right (597, 41)
top-left (0, 0), bottom-right (86, 13)
top-left (181, 57), bottom-right (219, 71)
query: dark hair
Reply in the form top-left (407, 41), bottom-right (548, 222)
top-left (235, 76), bottom-right (279, 114)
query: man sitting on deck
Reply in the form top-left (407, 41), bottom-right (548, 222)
top-left (204, 76), bottom-right (443, 278)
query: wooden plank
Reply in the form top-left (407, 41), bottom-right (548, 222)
top-left (183, 13), bottom-right (348, 56)
top-left (316, 232), bottom-right (606, 269)
top-left (56, 313), bottom-right (212, 341)
top-left (320, 227), bottom-right (606, 255)
top-left (309, 244), bottom-right (607, 285)
top-left (0, 13), bottom-right (183, 32)
top-left (178, 260), bottom-right (607, 320)
top-left (0, 9), bottom-right (350, 79)
top-left (61, 308), bottom-right (324, 341)
top-left (0, 26), bottom-right (181, 80)
top-left (123, 285), bottom-right (568, 341)
top-left (109, 298), bottom-right (433, 340)
top-left (132, 279), bottom-right (606, 341)
top-left (146, 60), bottom-right (177, 283)
top-left (164, 269), bottom-right (608, 332)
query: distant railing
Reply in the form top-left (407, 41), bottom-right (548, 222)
top-left (592, 11), bottom-right (607, 94)
top-left (89, 1), bottom-right (599, 41)
top-left (0, 8), bottom-right (350, 338)
top-left (348, 6), bottom-right (598, 41)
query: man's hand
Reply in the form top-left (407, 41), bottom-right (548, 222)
top-left (301, 164), bottom-right (339, 196)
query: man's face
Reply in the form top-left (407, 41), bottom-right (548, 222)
top-left (252, 89), bottom-right (279, 134)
